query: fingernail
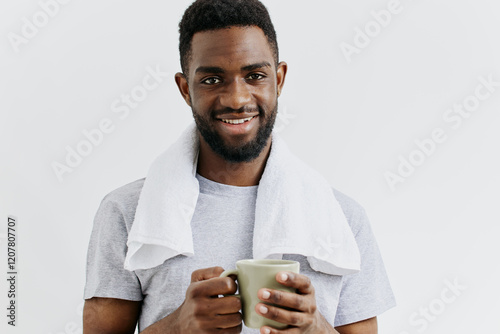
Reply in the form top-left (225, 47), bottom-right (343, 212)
top-left (280, 273), bottom-right (288, 281)
top-left (259, 305), bottom-right (268, 314)
top-left (262, 290), bottom-right (271, 299)
top-left (263, 328), bottom-right (271, 334)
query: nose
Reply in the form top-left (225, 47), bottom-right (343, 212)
top-left (218, 78), bottom-right (252, 110)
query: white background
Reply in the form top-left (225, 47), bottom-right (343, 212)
top-left (1, 0), bottom-right (499, 333)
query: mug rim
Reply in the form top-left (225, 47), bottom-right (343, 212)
top-left (236, 259), bottom-right (298, 266)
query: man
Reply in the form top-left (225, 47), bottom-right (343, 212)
top-left (83, 0), bottom-right (395, 333)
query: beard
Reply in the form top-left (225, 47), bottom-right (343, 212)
top-left (191, 102), bottom-right (278, 163)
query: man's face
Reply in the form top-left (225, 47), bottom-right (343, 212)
top-left (177, 26), bottom-right (286, 162)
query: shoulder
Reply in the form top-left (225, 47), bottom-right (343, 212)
top-left (102, 178), bottom-right (145, 208)
top-left (331, 188), bottom-right (369, 237)
top-left (97, 178), bottom-right (145, 232)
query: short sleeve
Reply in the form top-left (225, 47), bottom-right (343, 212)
top-left (84, 195), bottom-right (143, 301)
top-left (333, 191), bottom-right (396, 326)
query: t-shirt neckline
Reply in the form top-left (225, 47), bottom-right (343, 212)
top-left (196, 173), bottom-right (259, 197)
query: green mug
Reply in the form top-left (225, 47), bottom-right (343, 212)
top-left (220, 259), bottom-right (300, 329)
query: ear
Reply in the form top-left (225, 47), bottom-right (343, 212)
top-left (276, 61), bottom-right (288, 97)
top-left (175, 72), bottom-right (192, 106)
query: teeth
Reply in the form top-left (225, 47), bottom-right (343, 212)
top-left (221, 116), bottom-right (254, 124)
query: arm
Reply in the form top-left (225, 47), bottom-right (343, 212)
top-left (83, 297), bottom-right (141, 334)
top-left (84, 267), bottom-right (242, 334)
top-left (335, 317), bottom-right (377, 334)
top-left (82, 297), bottom-right (182, 334)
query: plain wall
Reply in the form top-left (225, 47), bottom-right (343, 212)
top-left (1, 0), bottom-right (499, 333)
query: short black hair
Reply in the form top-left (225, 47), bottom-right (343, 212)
top-left (179, 0), bottom-right (279, 75)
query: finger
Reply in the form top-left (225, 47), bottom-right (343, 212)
top-left (216, 322), bottom-right (242, 334)
top-left (189, 277), bottom-right (238, 298)
top-left (255, 303), bottom-right (309, 328)
top-left (257, 288), bottom-right (315, 313)
top-left (218, 323), bottom-right (243, 334)
top-left (259, 326), bottom-right (301, 334)
top-left (198, 313), bottom-right (242, 332)
top-left (213, 312), bottom-right (243, 329)
top-left (191, 266), bottom-right (225, 282)
top-left (275, 272), bottom-right (314, 295)
top-left (189, 296), bottom-right (241, 322)
top-left (210, 296), bottom-right (242, 315)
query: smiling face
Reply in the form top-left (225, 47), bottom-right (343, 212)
top-left (175, 26), bottom-right (287, 163)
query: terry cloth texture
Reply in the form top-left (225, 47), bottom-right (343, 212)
top-left (124, 123), bottom-right (360, 276)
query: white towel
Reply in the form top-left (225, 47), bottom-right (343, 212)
top-left (124, 123), bottom-right (360, 275)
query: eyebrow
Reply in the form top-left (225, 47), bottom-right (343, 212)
top-left (194, 62), bottom-right (272, 75)
top-left (195, 66), bottom-right (224, 75)
top-left (241, 62), bottom-right (272, 71)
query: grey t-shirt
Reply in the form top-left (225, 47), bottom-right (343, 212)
top-left (84, 174), bottom-right (395, 332)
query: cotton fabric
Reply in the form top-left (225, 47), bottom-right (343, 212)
top-left (84, 174), bottom-right (395, 332)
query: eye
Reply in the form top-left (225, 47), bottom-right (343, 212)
top-left (247, 73), bottom-right (265, 80)
top-left (201, 77), bottom-right (221, 85)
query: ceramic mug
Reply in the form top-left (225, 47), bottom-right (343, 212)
top-left (220, 259), bottom-right (300, 329)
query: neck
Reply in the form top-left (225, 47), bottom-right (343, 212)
top-left (196, 135), bottom-right (272, 187)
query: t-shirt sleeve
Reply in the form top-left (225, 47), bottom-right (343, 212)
top-left (84, 195), bottom-right (143, 301)
top-left (333, 193), bottom-right (396, 326)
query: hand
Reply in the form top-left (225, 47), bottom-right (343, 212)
top-left (255, 272), bottom-right (336, 334)
top-left (172, 266), bottom-right (242, 333)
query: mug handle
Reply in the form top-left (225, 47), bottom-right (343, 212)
top-left (219, 269), bottom-right (240, 298)
top-left (220, 269), bottom-right (238, 277)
